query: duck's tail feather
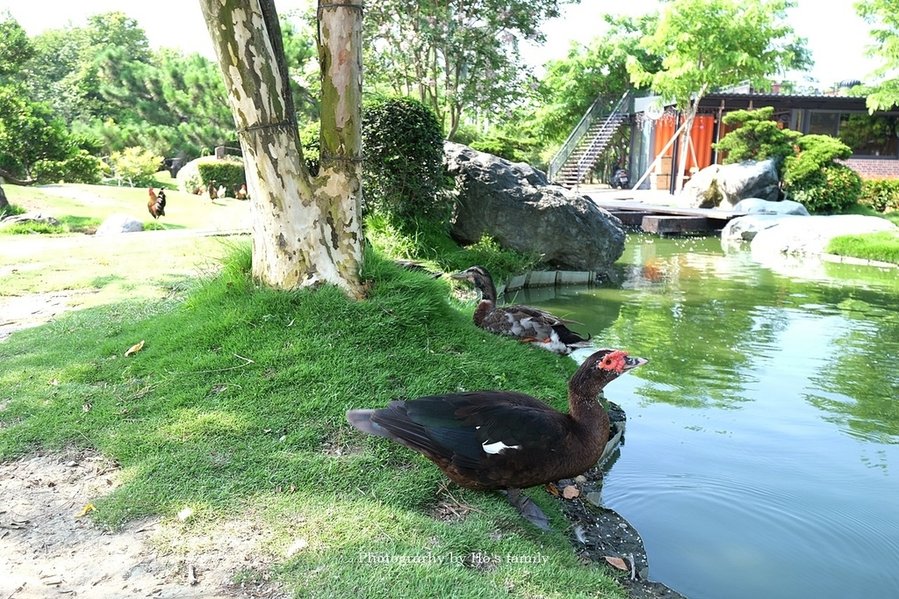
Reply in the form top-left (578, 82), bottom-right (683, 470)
top-left (346, 409), bottom-right (390, 438)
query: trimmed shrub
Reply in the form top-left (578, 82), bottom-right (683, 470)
top-left (714, 107), bottom-right (801, 176)
top-left (362, 96), bottom-right (447, 226)
top-left (859, 179), bottom-right (899, 213)
top-left (470, 132), bottom-right (540, 164)
top-left (197, 158), bottom-right (246, 193)
top-left (783, 135), bottom-right (860, 213)
top-left (299, 120), bottom-right (320, 176)
top-left (175, 156), bottom-right (245, 195)
top-left (108, 147), bottom-right (164, 187)
top-left (786, 163), bottom-right (862, 213)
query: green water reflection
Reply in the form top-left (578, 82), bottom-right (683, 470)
top-left (513, 235), bottom-right (899, 598)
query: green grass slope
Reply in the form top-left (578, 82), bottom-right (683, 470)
top-left (0, 246), bottom-right (626, 598)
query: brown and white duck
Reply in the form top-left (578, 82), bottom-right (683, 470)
top-left (450, 265), bottom-right (591, 355)
top-left (346, 348), bottom-right (647, 529)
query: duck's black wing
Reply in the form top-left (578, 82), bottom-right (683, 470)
top-left (348, 391), bottom-right (573, 489)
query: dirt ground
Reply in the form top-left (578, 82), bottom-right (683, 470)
top-left (0, 449), bottom-right (285, 599)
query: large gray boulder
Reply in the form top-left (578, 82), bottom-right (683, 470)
top-left (96, 214), bottom-right (144, 235)
top-left (444, 142), bottom-right (625, 273)
top-left (682, 160), bottom-right (779, 209)
top-left (733, 198), bottom-right (809, 216)
top-left (750, 214), bottom-right (897, 257)
top-left (721, 214), bottom-right (801, 247)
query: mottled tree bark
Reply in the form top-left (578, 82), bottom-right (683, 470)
top-left (199, 0), bottom-right (364, 297)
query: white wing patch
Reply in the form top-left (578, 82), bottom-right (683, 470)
top-left (481, 440), bottom-right (522, 455)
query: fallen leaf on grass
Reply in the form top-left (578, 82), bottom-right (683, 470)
top-left (544, 482), bottom-right (561, 497)
top-left (562, 485), bottom-right (580, 499)
top-left (76, 503), bottom-right (96, 518)
top-left (604, 556), bottom-right (629, 571)
top-left (124, 340), bottom-right (145, 357)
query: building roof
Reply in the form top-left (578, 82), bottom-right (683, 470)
top-left (634, 92), bottom-right (898, 115)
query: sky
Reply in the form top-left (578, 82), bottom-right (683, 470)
top-left (1, 0), bottom-right (881, 88)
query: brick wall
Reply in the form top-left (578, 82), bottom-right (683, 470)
top-left (842, 157), bottom-right (899, 180)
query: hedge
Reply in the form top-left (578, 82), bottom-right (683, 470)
top-left (858, 178), bottom-right (899, 213)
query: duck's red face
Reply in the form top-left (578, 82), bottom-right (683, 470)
top-left (595, 350), bottom-right (647, 374)
top-left (598, 350), bottom-right (629, 373)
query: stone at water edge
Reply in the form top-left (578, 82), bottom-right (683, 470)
top-left (733, 197), bottom-right (810, 216)
top-left (444, 141), bottom-right (626, 274)
top-left (682, 159), bottom-right (779, 209)
top-left (721, 214), bottom-right (804, 246)
top-left (750, 214), bottom-right (898, 256)
top-left (0, 212), bottom-right (60, 227)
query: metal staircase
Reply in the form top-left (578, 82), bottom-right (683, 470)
top-left (548, 90), bottom-right (631, 188)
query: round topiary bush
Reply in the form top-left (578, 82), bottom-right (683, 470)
top-left (786, 163), bottom-right (862, 213)
top-left (783, 134), bottom-right (861, 213)
top-left (362, 96), bottom-right (447, 226)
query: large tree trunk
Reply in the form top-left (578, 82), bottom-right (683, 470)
top-left (199, 0), bottom-right (364, 297)
top-left (0, 185), bottom-right (8, 212)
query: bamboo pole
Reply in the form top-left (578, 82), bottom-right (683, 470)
top-left (630, 119), bottom-right (690, 192)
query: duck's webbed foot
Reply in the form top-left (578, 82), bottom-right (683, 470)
top-left (502, 488), bottom-right (550, 530)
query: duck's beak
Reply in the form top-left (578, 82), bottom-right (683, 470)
top-left (623, 355), bottom-right (648, 371)
top-left (449, 271), bottom-right (467, 280)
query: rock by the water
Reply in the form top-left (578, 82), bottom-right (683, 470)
top-left (95, 214), bottom-right (144, 235)
top-left (444, 142), bottom-right (625, 273)
top-left (733, 198), bottom-right (809, 216)
top-left (721, 214), bottom-right (800, 246)
top-left (683, 160), bottom-right (779, 209)
top-left (750, 214), bottom-right (897, 256)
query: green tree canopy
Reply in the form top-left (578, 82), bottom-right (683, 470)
top-left (532, 13), bottom-right (661, 146)
top-left (855, 0), bottom-right (899, 111)
top-left (628, 0), bottom-right (810, 190)
top-left (364, 0), bottom-right (574, 139)
top-left (0, 13), bottom-right (34, 82)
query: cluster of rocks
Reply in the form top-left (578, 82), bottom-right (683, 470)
top-left (681, 161), bottom-right (897, 258)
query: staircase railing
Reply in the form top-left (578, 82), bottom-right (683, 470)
top-left (572, 91), bottom-right (632, 186)
top-left (548, 89), bottom-right (631, 183)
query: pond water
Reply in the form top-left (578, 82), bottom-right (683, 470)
top-left (512, 235), bottom-right (899, 599)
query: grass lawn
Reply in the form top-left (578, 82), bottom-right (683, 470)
top-left (826, 230), bottom-right (899, 264)
top-left (829, 205), bottom-right (899, 265)
top-left (2, 182), bottom-right (250, 234)
top-left (1, 183), bottom-right (249, 316)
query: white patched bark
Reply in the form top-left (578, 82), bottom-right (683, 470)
top-left (199, 0), bottom-right (364, 297)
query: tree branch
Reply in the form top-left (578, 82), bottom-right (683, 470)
top-left (0, 167), bottom-right (37, 186)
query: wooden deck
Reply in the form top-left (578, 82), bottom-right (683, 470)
top-left (589, 196), bottom-right (747, 235)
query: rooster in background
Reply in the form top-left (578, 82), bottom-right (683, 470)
top-left (147, 188), bottom-right (166, 219)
